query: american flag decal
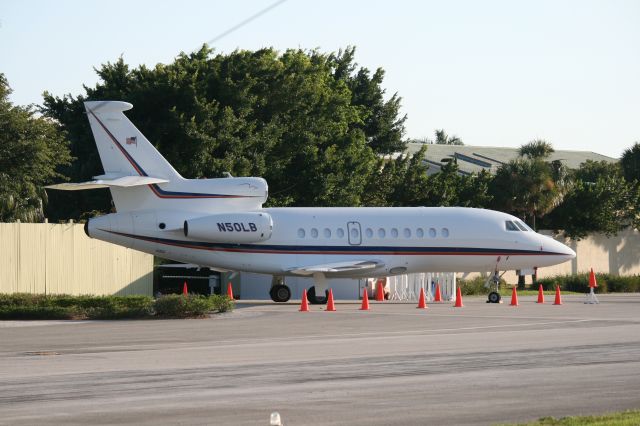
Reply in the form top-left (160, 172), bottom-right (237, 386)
top-left (125, 136), bottom-right (137, 146)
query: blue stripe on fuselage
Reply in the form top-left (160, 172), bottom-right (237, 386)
top-left (102, 230), bottom-right (563, 256)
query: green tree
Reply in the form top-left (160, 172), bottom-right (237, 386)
top-left (547, 175), bottom-right (636, 238)
top-left (490, 159), bottom-right (563, 229)
top-left (362, 146), bottom-right (430, 207)
top-left (434, 129), bottom-right (463, 145)
top-left (42, 46), bottom-right (404, 219)
top-left (545, 160), bottom-right (638, 238)
top-left (621, 142), bottom-right (640, 183)
top-left (518, 139), bottom-right (554, 159)
top-left (0, 74), bottom-right (71, 222)
top-left (490, 140), bottom-right (567, 229)
top-left (331, 47), bottom-right (407, 155)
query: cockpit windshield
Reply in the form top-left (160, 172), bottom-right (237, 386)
top-left (505, 221), bottom-right (519, 231)
top-left (506, 220), bottom-right (533, 232)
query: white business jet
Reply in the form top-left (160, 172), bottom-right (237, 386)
top-left (47, 101), bottom-right (575, 304)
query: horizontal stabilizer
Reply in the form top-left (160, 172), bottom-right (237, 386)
top-left (289, 260), bottom-right (383, 275)
top-left (46, 175), bottom-right (169, 191)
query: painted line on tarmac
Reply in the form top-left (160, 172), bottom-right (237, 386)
top-left (22, 318), bottom-right (628, 357)
top-left (242, 307), bottom-right (603, 322)
top-left (147, 318), bottom-right (596, 351)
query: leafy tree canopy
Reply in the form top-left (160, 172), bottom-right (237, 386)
top-left (621, 142), bottom-right (640, 183)
top-left (542, 158), bottom-right (638, 238)
top-left (0, 74), bottom-right (71, 222)
top-left (42, 46), bottom-right (407, 218)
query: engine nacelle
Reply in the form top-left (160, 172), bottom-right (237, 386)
top-left (184, 212), bottom-right (273, 243)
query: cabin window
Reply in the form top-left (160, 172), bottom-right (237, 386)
top-left (350, 227), bottom-right (359, 239)
top-left (505, 221), bottom-right (519, 231)
top-left (378, 228), bottom-right (386, 238)
top-left (416, 228), bottom-right (424, 238)
top-left (429, 228), bottom-right (436, 237)
top-left (515, 221), bottom-right (530, 231)
top-left (324, 228), bottom-right (332, 238)
top-left (391, 228), bottom-right (399, 238)
top-left (403, 228), bottom-right (411, 238)
top-left (337, 228), bottom-right (345, 238)
top-left (311, 228), bottom-right (319, 238)
top-left (441, 227), bottom-right (449, 238)
top-left (365, 228), bottom-right (374, 238)
top-left (297, 228), bottom-right (306, 238)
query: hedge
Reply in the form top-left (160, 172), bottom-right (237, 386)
top-left (537, 273), bottom-right (640, 293)
top-left (457, 276), bottom-right (508, 295)
top-left (0, 293), bottom-right (234, 320)
top-left (457, 273), bottom-right (640, 295)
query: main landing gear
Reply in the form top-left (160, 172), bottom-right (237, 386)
top-left (306, 286), bottom-right (328, 305)
top-left (269, 274), bottom-right (330, 305)
top-left (269, 276), bottom-right (291, 303)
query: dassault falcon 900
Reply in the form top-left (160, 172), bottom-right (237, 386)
top-left (47, 101), bottom-right (576, 304)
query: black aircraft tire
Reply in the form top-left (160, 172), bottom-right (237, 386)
top-left (270, 285), bottom-right (291, 303)
top-left (488, 291), bottom-right (501, 304)
top-left (307, 286), bottom-right (328, 305)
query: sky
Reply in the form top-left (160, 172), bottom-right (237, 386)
top-left (1, 0), bottom-right (638, 158)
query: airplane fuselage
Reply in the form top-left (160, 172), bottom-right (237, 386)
top-left (87, 206), bottom-right (575, 277)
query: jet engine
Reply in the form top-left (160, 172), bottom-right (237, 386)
top-left (184, 212), bottom-right (273, 243)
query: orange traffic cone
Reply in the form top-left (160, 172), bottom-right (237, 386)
top-left (537, 284), bottom-right (545, 304)
top-left (589, 268), bottom-right (598, 288)
top-left (434, 283), bottom-right (443, 302)
top-left (299, 289), bottom-right (309, 312)
top-left (360, 288), bottom-right (370, 311)
top-left (326, 289), bottom-right (336, 311)
top-left (553, 285), bottom-right (562, 305)
top-left (510, 287), bottom-right (519, 306)
top-left (454, 286), bottom-right (464, 307)
top-left (417, 287), bottom-right (427, 309)
top-left (375, 281), bottom-right (385, 301)
top-left (586, 267), bottom-right (600, 304)
top-left (227, 282), bottom-right (234, 300)
top-left (182, 281), bottom-right (188, 295)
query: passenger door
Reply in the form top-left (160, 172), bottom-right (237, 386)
top-left (347, 221), bottom-right (362, 245)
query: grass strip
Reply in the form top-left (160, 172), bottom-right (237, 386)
top-left (497, 410), bottom-right (640, 426)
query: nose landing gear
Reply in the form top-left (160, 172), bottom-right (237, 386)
top-left (486, 270), bottom-right (503, 303)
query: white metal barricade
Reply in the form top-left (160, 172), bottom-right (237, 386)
top-left (387, 273), bottom-right (456, 301)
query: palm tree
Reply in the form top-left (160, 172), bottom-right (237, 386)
top-left (518, 139), bottom-right (554, 159)
top-left (434, 129), bottom-right (464, 145)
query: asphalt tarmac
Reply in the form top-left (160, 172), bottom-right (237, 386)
top-left (1, 294), bottom-right (640, 425)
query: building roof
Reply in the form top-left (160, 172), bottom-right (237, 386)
top-left (404, 143), bottom-right (617, 175)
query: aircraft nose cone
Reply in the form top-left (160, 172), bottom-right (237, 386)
top-left (540, 235), bottom-right (575, 259)
top-left (550, 237), bottom-right (575, 259)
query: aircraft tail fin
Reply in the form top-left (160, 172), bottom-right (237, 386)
top-left (83, 101), bottom-right (181, 180)
top-left (48, 101), bottom-right (268, 214)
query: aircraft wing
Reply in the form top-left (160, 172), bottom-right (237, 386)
top-left (46, 175), bottom-right (169, 191)
top-left (157, 263), bottom-right (230, 273)
top-left (289, 260), bottom-right (383, 275)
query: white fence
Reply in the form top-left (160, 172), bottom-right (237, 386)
top-left (369, 273), bottom-right (457, 302)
